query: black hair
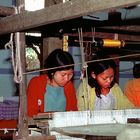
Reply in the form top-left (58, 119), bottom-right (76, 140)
top-left (133, 63), bottom-right (140, 78)
top-left (44, 49), bottom-right (74, 79)
top-left (87, 58), bottom-right (116, 98)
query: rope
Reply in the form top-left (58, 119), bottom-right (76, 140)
top-left (4, 6), bottom-right (23, 83)
top-left (4, 33), bottom-right (15, 70)
top-left (4, 32), bottom-right (23, 83)
top-left (78, 28), bottom-right (86, 68)
top-left (78, 28), bottom-right (90, 113)
top-left (15, 32), bottom-right (23, 83)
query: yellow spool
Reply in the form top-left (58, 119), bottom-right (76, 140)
top-left (103, 39), bottom-right (122, 48)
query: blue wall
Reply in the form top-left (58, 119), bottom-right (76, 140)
top-left (119, 61), bottom-right (140, 91)
top-left (0, 0), bottom-right (15, 7)
top-left (0, 49), bottom-right (16, 97)
top-left (69, 46), bottom-right (82, 89)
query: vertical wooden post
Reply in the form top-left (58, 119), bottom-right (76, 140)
top-left (15, 0), bottom-right (29, 139)
top-left (17, 33), bottom-right (29, 139)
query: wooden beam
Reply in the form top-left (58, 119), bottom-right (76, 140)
top-left (0, 0), bottom-right (140, 35)
top-left (99, 25), bottom-right (140, 34)
top-left (13, 135), bottom-right (56, 140)
top-left (27, 136), bottom-right (56, 140)
top-left (68, 31), bottom-right (140, 41)
top-left (0, 6), bottom-right (15, 16)
top-left (45, 0), bottom-right (63, 7)
top-left (118, 34), bottom-right (140, 41)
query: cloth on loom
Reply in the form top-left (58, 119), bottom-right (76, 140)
top-left (48, 110), bottom-right (140, 139)
top-left (0, 100), bottom-right (19, 120)
top-left (117, 124), bottom-right (140, 140)
top-left (55, 134), bottom-right (85, 140)
top-left (52, 123), bottom-right (140, 137)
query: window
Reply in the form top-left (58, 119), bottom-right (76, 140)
top-left (25, 0), bottom-right (44, 11)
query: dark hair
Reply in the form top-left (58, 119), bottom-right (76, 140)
top-left (87, 59), bottom-right (116, 98)
top-left (44, 49), bottom-right (74, 79)
top-left (133, 63), bottom-right (140, 78)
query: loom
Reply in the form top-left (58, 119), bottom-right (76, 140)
top-left (29, 109), bottom-right (140, 140)
top-left (28, 37), bottom-right (140, 140)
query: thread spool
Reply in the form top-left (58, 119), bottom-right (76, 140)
top-left (102, 39), bottom-right (122, 48)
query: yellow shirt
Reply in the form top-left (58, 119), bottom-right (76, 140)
top-left (77, 78), bottom-right (134, 111)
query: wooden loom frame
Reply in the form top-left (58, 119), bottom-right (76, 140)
top-left (0, 0), bottom-right (140, 139)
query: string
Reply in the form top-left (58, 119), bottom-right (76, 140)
top-left (78, 28), bottom-right (92, 123)
top-left (23, 53), bottom-right (140, 75)
top-left (78, 28), bottom-right (88, 111)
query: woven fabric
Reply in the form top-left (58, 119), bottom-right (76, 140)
top-left (0, 101), bottom-right (19, 120)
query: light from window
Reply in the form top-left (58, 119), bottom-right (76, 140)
top-left (25, 0), bottom-right (44, 11)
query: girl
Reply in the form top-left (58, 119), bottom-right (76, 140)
top-left (124, 63), bottom-right (140, 107)
top-left (77, 59), bottom-right (133, 111)
top-left (27, 49), bottom-right (77, 117)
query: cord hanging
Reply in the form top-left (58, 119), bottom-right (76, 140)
top-left (78, 28), bottom-right (90, 111)
top-left (4, 6), bottom-right (23, 83)
top-left (5, 32), bottom-right (23, 83)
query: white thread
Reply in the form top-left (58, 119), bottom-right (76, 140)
top-left (48, 109), bottom-right (140, 138)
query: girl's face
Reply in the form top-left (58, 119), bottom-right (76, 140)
top-left (93, 67), bottom-right (114, 89)
top-left (50, 69), bottom-right (74, 87)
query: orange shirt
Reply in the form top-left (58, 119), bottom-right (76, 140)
top-left (124, 78), bottom-right (140, 107)
top-left (27, 75), bottom-right (78, 117)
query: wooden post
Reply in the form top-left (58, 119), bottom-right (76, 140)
top-left (15, 0), bottom-right (29, 139)
top-left (17, 33), bottom-right (29, 139)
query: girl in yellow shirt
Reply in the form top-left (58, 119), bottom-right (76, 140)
top-left (77, 59), bottom-right (133, 111)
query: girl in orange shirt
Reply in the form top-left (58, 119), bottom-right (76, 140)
top-left (124, 63), bottom-right (140, 107)
top-left (27, 49), bottom-right (77, 117)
